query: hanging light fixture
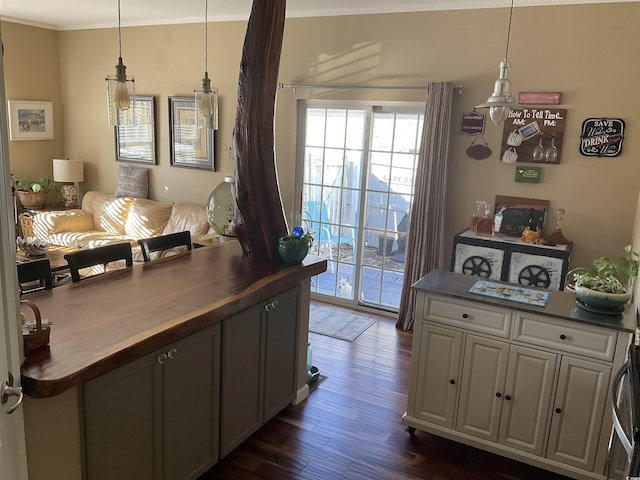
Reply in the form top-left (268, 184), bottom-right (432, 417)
top-left (475, 0), bottom-right (518, 126)
top-left (194, 0), bottom-right (219, 131)
top-left (105, 0), bottom-right (135, 126)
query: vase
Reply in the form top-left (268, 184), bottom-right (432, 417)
top-left (574, 285), bottom-right (631, 313)
top-left (278, 237), bottom-right (309, 264)
top-left (206, 176), bottom-right (237, 237)
top-left (16, 190), bottom-right (48, 209)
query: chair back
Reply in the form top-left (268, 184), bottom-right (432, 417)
top-left (137, 231), bottom-right (192, 262)
top-left (64, 243), bottom-right (133, 282)
top-left (17, 258), bottom-right (53, 295)
top-left (303, 201), bottom-right (332, 242)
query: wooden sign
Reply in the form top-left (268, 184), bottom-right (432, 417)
top-left (579, 118), bottom-right (625, 157)
top-left (515, 166), bottom-right (541, 184)
top-left (460, 111), bottom-right (485, 135)
top-left (500, 108), bottom-right (567, 164)
top-left (518, 92), bottom-right (561, 105)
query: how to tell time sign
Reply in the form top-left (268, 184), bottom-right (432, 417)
top-left (580, 118), bottom-right (625, 157)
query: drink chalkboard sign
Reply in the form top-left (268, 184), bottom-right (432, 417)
top-left (579, 118), bottom-right (624, 157)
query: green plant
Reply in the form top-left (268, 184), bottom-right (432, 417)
top-left (571, 245), bottom-right (640, 294)
top-left (279, 226), bottom-right (314, 250)
top-left (15, 175), bottom-right (57, 193)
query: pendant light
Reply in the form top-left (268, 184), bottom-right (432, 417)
top-left (475, 0), bottom-right (518, 126)
top-left (105, 0), bottom-right (135, 126)
top-left (194, 0), bottom-right (219, 131)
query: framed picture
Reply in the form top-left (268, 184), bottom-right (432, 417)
top-left (169, 96), bottom-right (215, 171)
top-left (8, 100), bottom-right (54, 141)
top-left (115, 95), bottom-right (157, 165)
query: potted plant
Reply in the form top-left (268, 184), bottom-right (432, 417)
top-left (570, 245), bottom-right (639, 312)
top-left (15, 176), bottom-right (58, 209)
top-left (278, 226), bottom-right (314, 264)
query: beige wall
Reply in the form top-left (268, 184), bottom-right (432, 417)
top-left (4, 3), bottom-right (640, 269)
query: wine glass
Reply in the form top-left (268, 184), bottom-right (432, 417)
top-left (545, 134), bottom-right (558, 163)
top-left (532, 133), bottom-right (545, 162)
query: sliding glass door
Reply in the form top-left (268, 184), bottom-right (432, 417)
top-left (295, 101), bottom-right (423, 312)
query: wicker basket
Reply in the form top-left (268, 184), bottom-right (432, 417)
top-left (16, 190), bottom-right (48, 209)
top-left (18, 213), bottom-right (34, 237)
top-left (21, 299), bottom-right (51, 354)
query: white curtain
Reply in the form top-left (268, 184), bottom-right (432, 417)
top-left (396, 82), bottom-right (455, 331)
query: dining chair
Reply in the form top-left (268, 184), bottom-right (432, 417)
top-left (17, 258), bottom-right (53, 295)
top-left (137, 231), bottom-right (192, 262)
top-left (64, 242), bottom-right (133, 282)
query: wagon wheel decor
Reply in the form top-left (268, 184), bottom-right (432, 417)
top-left (518, 265), bottom-right (551, 288)
top-left (462, 256), bottom-right (492, 278)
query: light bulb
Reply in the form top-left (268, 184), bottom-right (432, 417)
top-left (114, 82), bottom-right (130, 110)
top-left (199, 93), bottom-right (214, 117)
top-left (489, 106), bottom-right (509, 126)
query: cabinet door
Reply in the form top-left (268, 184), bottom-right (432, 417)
top-left (547, 356), bottom-right (611, 471)
top-left (456, 335), bottom-right (509, 442)
top-left (163, 324), bottom-right (220, 480)
top-left (410, 323), bottom-right (463, 428)
top-left (220, 304), bottom-right (263, 457)
top-left (498, 345), bottom-right (556, 456)
top-left (83, 352), bottom-right (162, 480)
top-left (263, 287), bottom-right (300, 421)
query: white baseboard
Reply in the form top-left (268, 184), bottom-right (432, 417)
top-left (293, 384), bottom-right (309, 405)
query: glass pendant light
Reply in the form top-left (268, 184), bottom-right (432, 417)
top-left (475, 0), bottom-right (518, 126)
top-left (105, 0), bottom-right (135, 126)
top-left (194, 0), bottom-right (219, 131)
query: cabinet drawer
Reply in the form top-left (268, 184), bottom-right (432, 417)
top-left (425, 296), bottom-right (511, 338)
top-left (513, 313), bottom-right (617, 361)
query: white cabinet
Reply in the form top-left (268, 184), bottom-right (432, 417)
top-left (83, 324), bottom-right (221, 480)
top-left (404, 292), bottom-right (626, 480)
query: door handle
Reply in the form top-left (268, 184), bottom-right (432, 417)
top-left (1, 372), bottom-right (24, 415)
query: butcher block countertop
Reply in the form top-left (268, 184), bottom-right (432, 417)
top-left (413, 269), bottom-right (638, 334)
top-left (20, 241), bottom-right (327, 398)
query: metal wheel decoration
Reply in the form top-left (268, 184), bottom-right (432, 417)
top-left (518, 265), bottom-right (551, 288)
top-left (462, 256), bottom-right (492, 278)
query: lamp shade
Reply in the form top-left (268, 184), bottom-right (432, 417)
top-left (53, 159), bottom-right (84, 183)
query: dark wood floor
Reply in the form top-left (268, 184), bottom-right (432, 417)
top-left (200, 301), bottom-right (573, 480)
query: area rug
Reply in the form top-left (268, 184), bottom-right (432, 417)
top-left (309, 308), bottom-right (376, 341)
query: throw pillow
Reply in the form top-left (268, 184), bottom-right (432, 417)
top-left (125, 199), bottom-right (173, 238)
top-left (114, 165), bottom-right (149, 198)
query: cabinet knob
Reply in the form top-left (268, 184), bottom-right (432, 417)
top-left (559, 334), bottom-right (567, 340)
top-left (462, 313), bottom-right (469, 319)
top-left (264, 300), bottom-right (279, 312)
top-left (449, 379), bottom-right (456, 385)
top-left (495, 392), bottom-right (502, 398)
top-left (167, 348), bottom-right (178, 360)
top-left (157, 353), bottom-right (168, 365)
top-left (555, 408), bottom-right (562, 414)
top-left (505, 395), bottom-right (512, 401)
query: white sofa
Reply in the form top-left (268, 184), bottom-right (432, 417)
top-left (30, 191), bottom-right (213, 261)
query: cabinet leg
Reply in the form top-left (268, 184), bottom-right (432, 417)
top-left (406, 426), bottom-right (416, 436)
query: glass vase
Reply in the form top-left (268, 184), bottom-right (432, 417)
top-left (206, 176), bottom-right (237, 237)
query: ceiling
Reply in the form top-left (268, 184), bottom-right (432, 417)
top-left (1, 0), bottom-right (636, 31)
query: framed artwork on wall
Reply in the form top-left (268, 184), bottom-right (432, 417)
top-left (114, 95), bottom-right (157, 165)
top-left (168, 96), bottom-right (215, 171)
top-left (7, 100), bottom-right (54, 141)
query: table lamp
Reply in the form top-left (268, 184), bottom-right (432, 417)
top-left (53, 158), bottom-right (84, 207)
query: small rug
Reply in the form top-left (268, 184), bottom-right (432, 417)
top-left (309, 308), bottom-right (376, 342)
top-left (308, 374), bottom-right (328, 393)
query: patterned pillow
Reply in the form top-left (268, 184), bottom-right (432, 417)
top-left (114, 165), bottom-right (149, 198)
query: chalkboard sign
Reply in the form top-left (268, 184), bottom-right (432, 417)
top-left (579, 118), bottom-right (625, 157)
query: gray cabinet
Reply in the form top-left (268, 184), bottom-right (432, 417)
top-left (82, 324), bottom-right (221, 480)
top-left (220, 286), bottom-right (300, 457)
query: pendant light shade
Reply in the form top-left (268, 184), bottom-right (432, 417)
top-left (475, 0), bottom-right (518, 126)
top-left (106, 0), bottom-right (135, 126)
top-left (194, 0), bottom-right (219, 131)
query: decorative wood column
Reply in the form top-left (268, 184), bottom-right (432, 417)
top-left (233, 0), bottom-right (288, 261)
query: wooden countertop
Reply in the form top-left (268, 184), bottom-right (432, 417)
top-left (413, 270), bottom-right (638, 333)
top-left (20, 241), bottom-right (327, 398)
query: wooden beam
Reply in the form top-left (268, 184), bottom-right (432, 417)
top-left (233, 0), bottom-right (288, 261)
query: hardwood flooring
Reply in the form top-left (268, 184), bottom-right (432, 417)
top-left (200, 301), bottom-right (573, 480)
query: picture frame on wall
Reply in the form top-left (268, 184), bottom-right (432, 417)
top-left (168, 96), bottom-right (215, 171)
top-left (7, 100), bottom-right (54, 141)
top-left (115, 95), bottom-right (157, 165)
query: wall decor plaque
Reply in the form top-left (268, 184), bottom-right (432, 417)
top-left (460, 111), bottom-right (485, 135)
top-left (500, 108), bottom-right (567, 164)
top-left (579, 117), bottom-right (624, 157)
top-left (518, 92), bottom-right (561, 105)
